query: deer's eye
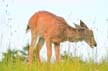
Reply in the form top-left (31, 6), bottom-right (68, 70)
top-left (78, 28), bottom-right (85, 32)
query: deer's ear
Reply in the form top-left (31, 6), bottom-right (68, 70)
top-left (80, 20), bottom-right (88, 29)
top-left (74, 23), bottom-right (81, 29)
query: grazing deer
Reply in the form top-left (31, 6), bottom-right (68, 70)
top-left (26, 11), bottom-right (97, 63)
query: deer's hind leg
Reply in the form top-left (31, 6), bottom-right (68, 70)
top-left (29, 33), bottom-right (38, 64)
top-left (35, 37), bottom-right (45, 62)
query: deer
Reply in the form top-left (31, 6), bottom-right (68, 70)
top-left (26, 11), bottom-right (97, 64)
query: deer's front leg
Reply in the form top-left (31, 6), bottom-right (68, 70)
top-left (46, 39), bottom-right (52, 63)
top-left (55, 43), bottom-right (60, 63)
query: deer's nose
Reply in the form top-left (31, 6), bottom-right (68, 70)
top-left (94, 43), bottom-right (97, 47)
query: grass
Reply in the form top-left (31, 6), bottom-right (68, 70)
top-left (0, 46), bottom-right (108, 71)
top-left (0, 57), bottom-right (108, 71)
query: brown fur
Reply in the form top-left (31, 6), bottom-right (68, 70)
top-left (26, 11), bottom-right (97, 63)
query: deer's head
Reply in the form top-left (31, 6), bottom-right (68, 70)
top-left (75, 20), bottom-right (97, 48)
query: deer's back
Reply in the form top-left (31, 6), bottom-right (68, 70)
top-left (29, 11), bottom-right (69, 43)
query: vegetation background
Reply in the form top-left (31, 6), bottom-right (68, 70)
top-left (0, 0), bottom-right (108, 71)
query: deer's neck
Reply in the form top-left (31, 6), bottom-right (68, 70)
top-left (65, 27), bottom-right (83, 42)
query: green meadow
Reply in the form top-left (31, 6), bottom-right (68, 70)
top-left (0, 48), bottom-right (108, 71)
top-left (0, 58), bottom-right (108, 71)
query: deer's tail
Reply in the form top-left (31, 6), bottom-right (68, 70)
top-left (26, 24), bottom-right (30, 33)
top-left (26, 12), bottom-right (39, 33)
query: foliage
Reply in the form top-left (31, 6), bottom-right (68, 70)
top-left (0, 47), bottom-right (108, 71)
top-left (0, 57), bottom-right (108, 71)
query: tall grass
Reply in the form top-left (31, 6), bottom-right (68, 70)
top-left (0, 53), bottom-right (108, 71)
top-left (0, 43), bottom-right (108, 71)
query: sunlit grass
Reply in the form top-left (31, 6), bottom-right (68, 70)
top-left (0, 56), bottom-right (108, 71)
top-left (0, 45), bottom-right (108, 71)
